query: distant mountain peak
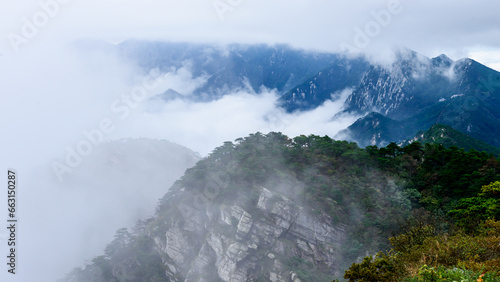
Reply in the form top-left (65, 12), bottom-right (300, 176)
top-left (432, 54), bottom-right (454, 67)
top-left (402, 124), bottom-right (500, 156)
top-left (433, 54), bottom-right (452, 62)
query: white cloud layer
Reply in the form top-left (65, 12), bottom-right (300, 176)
top-left (114, 87), bottom-right (358, 156)
top-left (1, 0), bottom-right (499, 69)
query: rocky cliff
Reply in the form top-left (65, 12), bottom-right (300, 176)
top-left (152, 185), bottom-right (345, 282)
top-left (63, 133), bottom-right (410, 282)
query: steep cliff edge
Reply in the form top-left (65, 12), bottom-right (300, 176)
top-left (151, 185), bottom-right (345, 282)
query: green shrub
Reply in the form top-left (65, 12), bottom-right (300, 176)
top-left (344, 252), bottom-right (398, 282)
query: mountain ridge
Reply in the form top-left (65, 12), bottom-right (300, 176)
top-left (402, 124), bottom-right (500, 156)
top-left (93, 40), bottom-right (500, 148)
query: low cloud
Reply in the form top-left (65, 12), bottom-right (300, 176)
top-left (112, 85), bottom-right (359, 156)
top-left (2, 1), bottom-right (499, 67)
top-left (0, 42), bottom-right (360, 281)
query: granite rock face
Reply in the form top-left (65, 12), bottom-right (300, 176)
top-left (153, 187), bottom-right (346, 281)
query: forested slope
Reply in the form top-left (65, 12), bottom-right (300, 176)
top-left (62, 133), bottom-right (500, 281)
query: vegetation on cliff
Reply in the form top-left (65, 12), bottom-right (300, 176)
top-left (62, 132), bottom-right (500, 281)
top-left (343, 142), bottom-right (500, 281)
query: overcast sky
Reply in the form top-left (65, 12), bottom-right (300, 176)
top-left (0, 0), bottom-right (499, 69)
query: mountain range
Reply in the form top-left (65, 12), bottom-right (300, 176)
top-left (337, 51), bottom-right (500, 147)
top-left (105, 41), bottom-right (500, 149)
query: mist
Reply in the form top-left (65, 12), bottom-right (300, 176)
top-left (117, 86), bottom-right (359, 156)
top-left (0, 40), bottom-right (361, 281)
top-left (0, 42), bottom-right (196, 281)
top-left (1, 0), bottom-right (498, 280)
